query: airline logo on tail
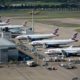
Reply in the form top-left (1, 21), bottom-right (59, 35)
top-left (6, 19), bottom-right (10, 23)
top-left (72, 33), bottom-right (78, 41)
top-left (53, 28), bottom-right (59, 36)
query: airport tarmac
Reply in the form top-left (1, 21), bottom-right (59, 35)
top-left (0, 64), bottom-right (80, 80)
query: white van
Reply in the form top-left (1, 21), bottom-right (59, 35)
top-left (26, 60), bottom-right (36, 67)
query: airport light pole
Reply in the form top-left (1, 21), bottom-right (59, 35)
top-left (32, 10), bottom-right (34, 33)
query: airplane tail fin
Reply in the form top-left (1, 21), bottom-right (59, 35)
top-left (23, 21), bottom-right (27, 27)
top-left (6, 19), bottom-right (10, 23)
top-left (72, 33), bottom-right (78, 41)
top-left (53, 28), bottom-right (59, 36)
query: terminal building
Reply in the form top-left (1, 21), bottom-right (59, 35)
top-left (0, 27), bottom-right (34, 38)
top-left (0, 38), bottom-right (18, 64)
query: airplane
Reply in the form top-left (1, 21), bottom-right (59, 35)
top-left (0, 21), bottom-right (27, 33)
top-left (44, 46), bottom-right (80, 57)
top-left (30, 33), bottom-right (78, 48)
top-left (15, 28), bottom-right (59, 41)
top-left (0, 19), bottom-right (10, 26)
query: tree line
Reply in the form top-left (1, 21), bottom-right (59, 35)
top-left (0, 0), bottom-right (79, 3)
top-left (0, 0), bottom-right (80, 10)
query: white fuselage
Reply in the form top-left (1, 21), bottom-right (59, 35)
top-left (0, 22), bottom-right (8, 26)
top-left (0, 25), bottom-right (23, 29)
top-left (0, 25), bottom-right (23, 33)
top-left (30, 39), bottom-right (74, 45)
top-left (16, 33), bottom-right (55, 40)
top-left (45, 47), bottom-right (80, 55)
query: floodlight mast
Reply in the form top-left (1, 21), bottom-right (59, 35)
top-left (32, 10), bottom-right (34, 33)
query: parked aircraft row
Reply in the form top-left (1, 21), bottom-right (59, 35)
top-left (29, 33), bottom-right (78, 48)
top-left (0, 18), bottom-right (80, 57)
top-left (16, 27), bottom-right (80, 57)
top-left (15, 27), bottom-right (79, 48)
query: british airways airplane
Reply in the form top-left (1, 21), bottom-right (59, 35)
top-left (0, 21), bottom-right (27, 29)
top-left (15, 28), bottom-right (59, 41)
top-left (0, 21), bottom-right (27, 33)
top-left (30, 33), bottom-right (78, 48)
top-left (0, 19), bottom-right (10, 26)
top-left (44, 46), bottom-right (80, 57)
